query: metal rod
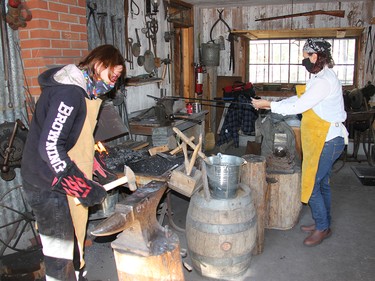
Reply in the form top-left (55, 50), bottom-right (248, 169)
top-left (147, 94), bottom-right (255, 108)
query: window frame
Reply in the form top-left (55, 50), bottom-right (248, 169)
top-left (247, 37), bottom-right (359, 86)
top-left (231, 27), bottom-right (364, 88)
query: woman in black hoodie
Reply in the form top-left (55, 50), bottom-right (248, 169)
top-left (21, 44), bottom-right (126, 281)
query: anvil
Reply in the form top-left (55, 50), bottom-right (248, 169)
top-left (91, 181), bottom-right (171, 256)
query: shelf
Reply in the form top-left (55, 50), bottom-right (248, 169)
top-left (125, 77), bottom-right (163, 86)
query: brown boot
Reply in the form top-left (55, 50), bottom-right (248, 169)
top-left (300, 224), bottom-right (316, 233)
top-left (303, 229), bottom-right (332, 247)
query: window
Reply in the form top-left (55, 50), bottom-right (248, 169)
top-left (249, 38), bottom-right (356, 85)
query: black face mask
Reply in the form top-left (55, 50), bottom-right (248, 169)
top-left (302, 58), bottom-right (315, 73)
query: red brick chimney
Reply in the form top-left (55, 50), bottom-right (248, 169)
top-left (18, 0), bottom-right (88, 98)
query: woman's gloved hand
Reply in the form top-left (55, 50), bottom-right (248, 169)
top-left (52, 162), bottom-right (107, 207)
top-left (93, 151), bottom-right (118, 185)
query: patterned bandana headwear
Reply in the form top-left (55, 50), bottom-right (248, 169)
top-left (303, 38), bottom-right (331, 54)
top-left (82, 70), bottom-right (114, 99)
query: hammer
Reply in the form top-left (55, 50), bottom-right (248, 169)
top-left (74, 165), bottom-right (137, 205)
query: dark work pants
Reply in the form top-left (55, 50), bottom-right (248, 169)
top-left (22, 180), bottom-right (79, 281)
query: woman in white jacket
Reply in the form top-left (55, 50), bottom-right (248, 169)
top-left (252, 38), bottom-right (348, 247)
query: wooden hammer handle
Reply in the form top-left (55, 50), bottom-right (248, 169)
top-left (73, 175), bottom-right (129, 205)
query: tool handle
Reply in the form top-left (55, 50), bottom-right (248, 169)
top-left (186, 135), bottom-right (202, 176)
top-left (173, 127), bottom-right (207, 160)
top-left (73, 175), bottom-right (129, 205)
top-left (170, 136), bottom-right (195, 155)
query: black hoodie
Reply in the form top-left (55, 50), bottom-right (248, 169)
top-left (21, 65), bottom-right (88, 187)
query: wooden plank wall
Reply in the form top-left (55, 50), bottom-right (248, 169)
top-left (196, 1), bottom-right (374, 86)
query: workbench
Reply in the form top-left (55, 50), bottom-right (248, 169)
top-left (129, 110), bottom-right (208, 147)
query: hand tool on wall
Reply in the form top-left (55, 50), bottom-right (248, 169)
top-left (131, 28), bottom-right (141, 57)
top-left (124, 0), bottom-right (129, 61)
top-left (87, 2), bottom-right (100, 37)
top-left (0, 120), bottom-right (28, 181)
top-left (111, 15), bottom-right (119, 48)
top-left (365, 26), bottom-right (373, 74)
top-left (74, 165), bottom-right (137, 205)
top-left (97, 12), bottom-right (107, 44)
top-left (130, 0), bottom-right (140, 18)
top-left (127, 38), bottom-right (134, 69)
top-left (209, 9), bottom-right (234, 72)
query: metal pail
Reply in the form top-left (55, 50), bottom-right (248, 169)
top-left (205, 153), bottom-right (245, 199)
top-left (201, 43), bottom-right (220, 66)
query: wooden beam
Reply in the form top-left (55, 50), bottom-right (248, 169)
top-left (232, 27), bottom-right (364, 40)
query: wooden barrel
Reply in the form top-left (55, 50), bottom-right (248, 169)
top-left (186, 183), bottom-right (256, 279)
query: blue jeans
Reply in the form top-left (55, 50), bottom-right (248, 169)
top-left (308, 136), bottom-right (345, 231)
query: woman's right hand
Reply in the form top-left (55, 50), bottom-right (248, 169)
top-left (251, 98), bottom-right (271, 110)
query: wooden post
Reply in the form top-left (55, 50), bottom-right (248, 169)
top-left (113, 231), bottom-right (184, 281)
top-left (240, 154), bottom-right (267, 255)
top-left (265, 171), bottom-right (302, 230)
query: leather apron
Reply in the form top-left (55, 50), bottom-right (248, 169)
top-left (67, 98), bottom-right (102, 268)
top-left (300, 109), bottom-right (330, 203)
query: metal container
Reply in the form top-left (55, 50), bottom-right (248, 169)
top-left (201, 42), bottom-right (220, 66)
top-left (192, 102), bottom-right (201, 113)
top-left (205, 153), bottom-right (245, 199)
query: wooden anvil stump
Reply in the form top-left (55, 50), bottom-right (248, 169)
top-left (91, 181), bottom-right (184, 281)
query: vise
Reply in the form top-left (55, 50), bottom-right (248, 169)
top-left (91, 181), bottom-right (184, 280)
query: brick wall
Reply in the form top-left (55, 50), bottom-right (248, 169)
top-left (19, 0), bottom-right (88, 97)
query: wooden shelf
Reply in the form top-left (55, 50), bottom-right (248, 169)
top-left (125, 77), bottom-right (163, 86)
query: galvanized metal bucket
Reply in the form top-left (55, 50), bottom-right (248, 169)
top-left (205, 153), bottom-right (245, 199)
top-left (201, 42), bottom-right (220, 66)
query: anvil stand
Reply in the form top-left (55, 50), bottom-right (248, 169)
top-left (92, 181), bottom-right (185, 281)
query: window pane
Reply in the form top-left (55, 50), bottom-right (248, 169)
top-left (270, 40), bottom-right (289, 64)
top-left (269, 65), bottom-right (289, 83)
top-left (290, 65), bottom-right (309, 83)
top-left (290, 40), bottom-right (304, 64)
top-left (249, 64), bottom-right (269, 83)
top-left (249, 40), bottom-right (269, 64)
top-left (334, 65), bottom-right (354, 85)
top-left (332, 39), bottom-right (356, 64)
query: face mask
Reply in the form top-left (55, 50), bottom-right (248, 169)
top-left (302, 58), bottom-right (315, 73)
top-left (83, 70), bottom-right (114, 99)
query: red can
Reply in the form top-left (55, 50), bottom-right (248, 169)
top-left (186, 103), bottom-right (193, 115)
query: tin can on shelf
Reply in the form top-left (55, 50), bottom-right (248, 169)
top-left (192, 103), bottom-right (201, 113)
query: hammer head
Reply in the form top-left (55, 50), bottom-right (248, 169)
top-left (125, 165), bottom-right (137, 191)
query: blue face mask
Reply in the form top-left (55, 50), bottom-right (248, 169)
top-left (82, 70), bottom-right (114, 99)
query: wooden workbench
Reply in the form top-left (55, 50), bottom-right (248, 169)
top-left (129, 110), bottom-right (208, 147)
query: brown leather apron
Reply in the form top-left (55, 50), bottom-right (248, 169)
top-left (300, 109), bottom-right (330, 203)
top-left (67, 98), bottom-right (102, 268)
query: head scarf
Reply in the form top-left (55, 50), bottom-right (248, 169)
top-left (303, 38), bottom-right (331, 54)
